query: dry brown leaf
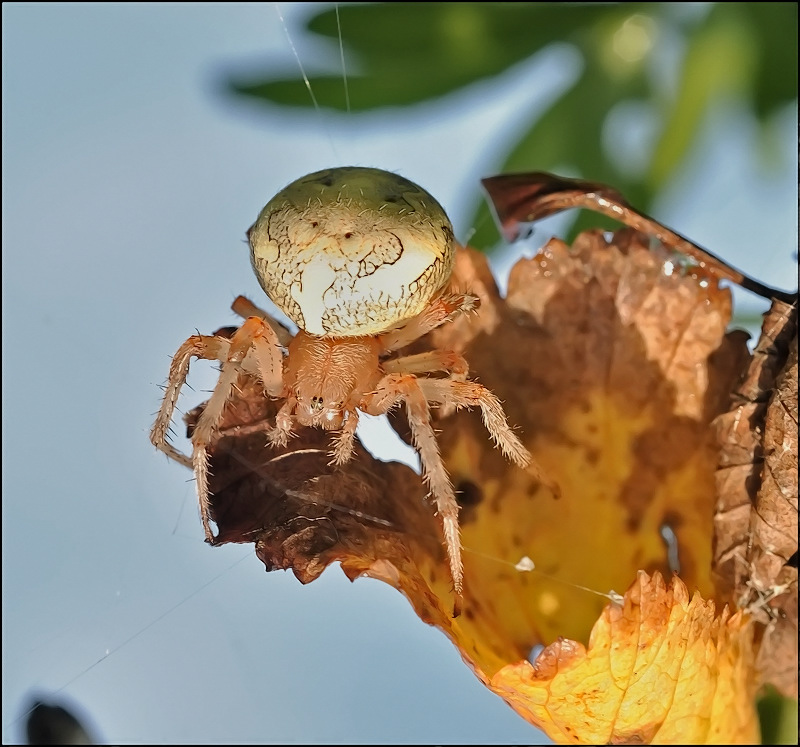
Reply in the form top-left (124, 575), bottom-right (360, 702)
top-left (184, 226), bottom-right (771, 742)
top-left (713, 301), bottom-right (798, 697)
top-left (481, 171), bottom-right (797, 305)
top-left (186, 372), bottom-right (442, 588)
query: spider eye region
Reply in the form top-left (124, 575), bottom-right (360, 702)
top-left (295, 394), bottom-right (345, 430)
top-left (248, 166), bottom-right (456, 337)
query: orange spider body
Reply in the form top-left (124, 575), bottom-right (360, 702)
top-left (151, 166), bottom-right (532, 610)
top-left (285, 332), bottom-right (380, 430)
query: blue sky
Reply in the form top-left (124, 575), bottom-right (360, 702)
top-left (2, 3), bottom-right (796, 744)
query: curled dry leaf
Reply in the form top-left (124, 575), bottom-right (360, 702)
top-left (713, 301), bottom-right (798, 697)
top-left (481, 171), bottom-right (796, 304)
top-left (187, 226), bottom-right (767, 743)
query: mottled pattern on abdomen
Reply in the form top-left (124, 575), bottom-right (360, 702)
top-left (248, 167), bottom-right (455, 337)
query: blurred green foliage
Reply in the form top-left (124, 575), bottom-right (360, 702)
top-left (225, 2), bottom-right (797, 249)
top-left (757, 687), bottom-right (800, 745)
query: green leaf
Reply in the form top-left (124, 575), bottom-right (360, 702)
top-left (646, 3), bottom-right (756, 188)
top-left (737, 2), bottom-right (799, 119)
top-left (226, 2), bottom-right (649, 111)
top-left (757, 688), bottom-right (800, 746)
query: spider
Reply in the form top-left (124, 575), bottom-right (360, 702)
top-left (150, 166), bottom-right (531, 606)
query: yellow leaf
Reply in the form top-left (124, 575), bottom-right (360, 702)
top-left (196, 227), bottom-right (763, 744)
top-left (490, 573), bottom-right (758, 744)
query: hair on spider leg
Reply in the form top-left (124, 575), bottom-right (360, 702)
top-left (164, 422), bottom-right (182, 439)
top-left (214, 418), bottom-right (276, 441)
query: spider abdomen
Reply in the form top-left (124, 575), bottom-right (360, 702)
top-left (248, 167), bottom-right (455, 337)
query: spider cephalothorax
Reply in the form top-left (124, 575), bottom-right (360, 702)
top-left (151, 166), bottom-right (531, 608)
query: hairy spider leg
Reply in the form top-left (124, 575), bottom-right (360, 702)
top-left (150, 335), bottom-right (233, 468)
top-left (190, 364), bottom-right (243, 542)
top-left (379, 293), bottom-right (479, 353)
top-left (151, 317), bottom-right (285, 542)
top-left (382, 349), bottom-right (469, 380)
top-left (196, 316), bottom-right (286, 539)
top-left (417, 379), bottom-right (529, 467)
top-left (378, 292), bottom-right (477, 417)
top-left (231, 294), bottom-right (293, 347)
top-left (362, 373), bottom-right (464, 612)
top-left (416, 379), bottom-right (559, 495)
top-left (330, 408), bottom-right (360, 465)
top-left (269, 396), bottom-right (297, 448)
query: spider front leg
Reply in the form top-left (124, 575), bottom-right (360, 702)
top-left (231, 294), bottom-right (293, 347)
top-left (151, 316), bottom-right (285, 542)
top-left (363, 373), bottom-right (464, 613)
top-left (192, 316), bottom-right (286, 541)
top-left (417, 378), bottom-right (558, 495)
top-left (417, 379), bottom-right (530, 467)
top-left (150, 334), bottom-right (233, 468)
top-left (268, 395), bottom-right (297, 448)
